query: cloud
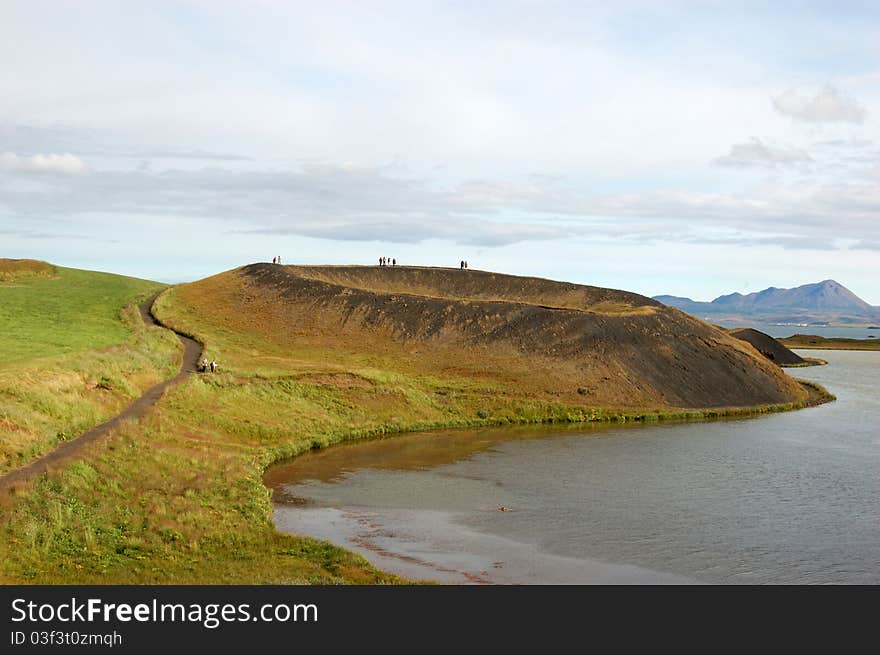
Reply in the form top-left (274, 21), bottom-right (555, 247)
top-left (588, 181), bottom-right (880, 248)
top-left (813, 138), bottom-right (873, 149)
top-left (126, 149), bottom-right (251, 162)
top-left (0, 152), bottom-right (87, 176)
top-left (3, 156), bottom-right (878, 253)
top-left (772, 86), bottom-right (866, 124)
top-left (714, 138), bottom-right (811, 168)
top-left (0, 162), bottom-right (580, 247)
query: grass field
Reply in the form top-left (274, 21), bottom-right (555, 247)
top-left (0, 266), bottom-right (834, 584)
top-left (0, 262), bottom-right (180, 473)
top-left (0, 264), bottom-right (164, 362)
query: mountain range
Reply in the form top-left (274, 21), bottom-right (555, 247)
top-left (654, 280), bottom-right (880, 325)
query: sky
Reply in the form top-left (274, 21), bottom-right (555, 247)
top-left (1, 1), bottom-right (878, 303)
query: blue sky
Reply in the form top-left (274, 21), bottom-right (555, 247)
top-left (1, 1), bottom-right (878, 302)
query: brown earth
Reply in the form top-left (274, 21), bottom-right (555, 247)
top-left (0, 258), bottom-right (57, 282)
top-left (179, 263), bottom-right (808, 410)
top-left (727, 328), bottom-right (807, 366)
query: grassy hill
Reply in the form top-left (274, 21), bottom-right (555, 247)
top-left (157, 264), bottom-right (807, 410)
top-left (0, 263), bottom-right (832, 584)
top-left (0, 260), bottom-right (180, 471)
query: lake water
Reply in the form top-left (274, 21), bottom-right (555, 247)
top-left (267, 350), bottom-right (880, 584)
top-left (718, 323), bottom-right (879, 340)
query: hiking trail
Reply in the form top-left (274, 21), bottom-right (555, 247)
top-left (0, 293), bottom-right (202, 492)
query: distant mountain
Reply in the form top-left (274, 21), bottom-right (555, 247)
top-left (653, 280), bottom-right (880, 325)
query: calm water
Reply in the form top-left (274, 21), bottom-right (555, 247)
top-left (719, 323), bottom-right (879, 340)
top-left (268, 350), bottom-right (880, 584)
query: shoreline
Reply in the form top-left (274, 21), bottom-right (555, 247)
top-left (780, 337), bottom-right (880, 351)
top-left (781, 357), bottom-right (828, 368)
top-left (266, 348), bottom-right (879, 585)
top-left (261, 380), bottom-right (835, 583)
top-left (273, 505), bottom-right (697, 585)
top-left (259, 378), bottom-right (835, 478)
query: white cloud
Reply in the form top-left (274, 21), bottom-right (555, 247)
top-left (0, 152), bottom-right (87, 176)
top-left (714, 138), bottom-right (811, 168)
top-left (772, 86), bottom-right (866, 124)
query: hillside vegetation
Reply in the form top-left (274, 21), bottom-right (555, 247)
top-left (159, 264), bottom-right (807, 410)
top-left (0, 263), bottom-right (831, 584)
top-left (0, 258), bottom-right (58, 283)
top-left (0, 262), bottom-right (179, 472)
top-left (780, 334), bottom-right (880, 351)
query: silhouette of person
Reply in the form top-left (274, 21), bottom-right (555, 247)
top-left (392, 258), bottom-right (396, 266)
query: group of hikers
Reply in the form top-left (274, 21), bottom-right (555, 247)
top-left (376, 258), bottom-right (471, 269)
top-left (270, 255), bottom-right (473, 269)
top-left (199, 357), bottom-right (218, 374)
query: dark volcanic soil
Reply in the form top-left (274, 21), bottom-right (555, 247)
top-left (232, 264), bottom-right (806, 410)
top-left (727, 328), bottom-right (807, 366)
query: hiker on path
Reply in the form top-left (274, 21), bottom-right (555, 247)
top-left (200, 357), bottom-right (208, 373)
top-left (392, 258), bottom-right (396, 266)
top-left (465, 260), bottom-right (469, 269)
top-left (460, 260), bottom-right (465, 269)
top-left (210, 360), bottom-right (217, 373)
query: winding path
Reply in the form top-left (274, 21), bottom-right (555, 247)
top-left (0, 294), bottom-right (202, 491)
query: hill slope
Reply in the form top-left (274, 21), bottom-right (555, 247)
top-left (0, 261), bottom-right (179, 471)
top-left (0, 264), bottom-right (830, 586)
top-left (727, 328), bottom-right (806, 366)
top-left (654, 280), bottom-right (879, 324)
top-left (0, 260), bottom-right (166, 362)
top-left (161, 264), bottom-right (807, 410)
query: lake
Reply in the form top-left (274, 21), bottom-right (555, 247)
top-left (719, 323), bottom-right (879, 340)
top-left (266, 350), bottom-right (880, 584)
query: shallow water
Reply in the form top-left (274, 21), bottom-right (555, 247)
top-left (268, 350), bottom-right (880, 584)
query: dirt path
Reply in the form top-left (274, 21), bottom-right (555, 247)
top-left (0, 293), bottom-right (202, 492)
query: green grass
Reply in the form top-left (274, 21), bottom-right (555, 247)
top-left (0, 266), bottom-right (179, 472)
top-left (0, 274), bottom-right (836, 585)
top-left (0, 266), bottom-right (164, 363)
